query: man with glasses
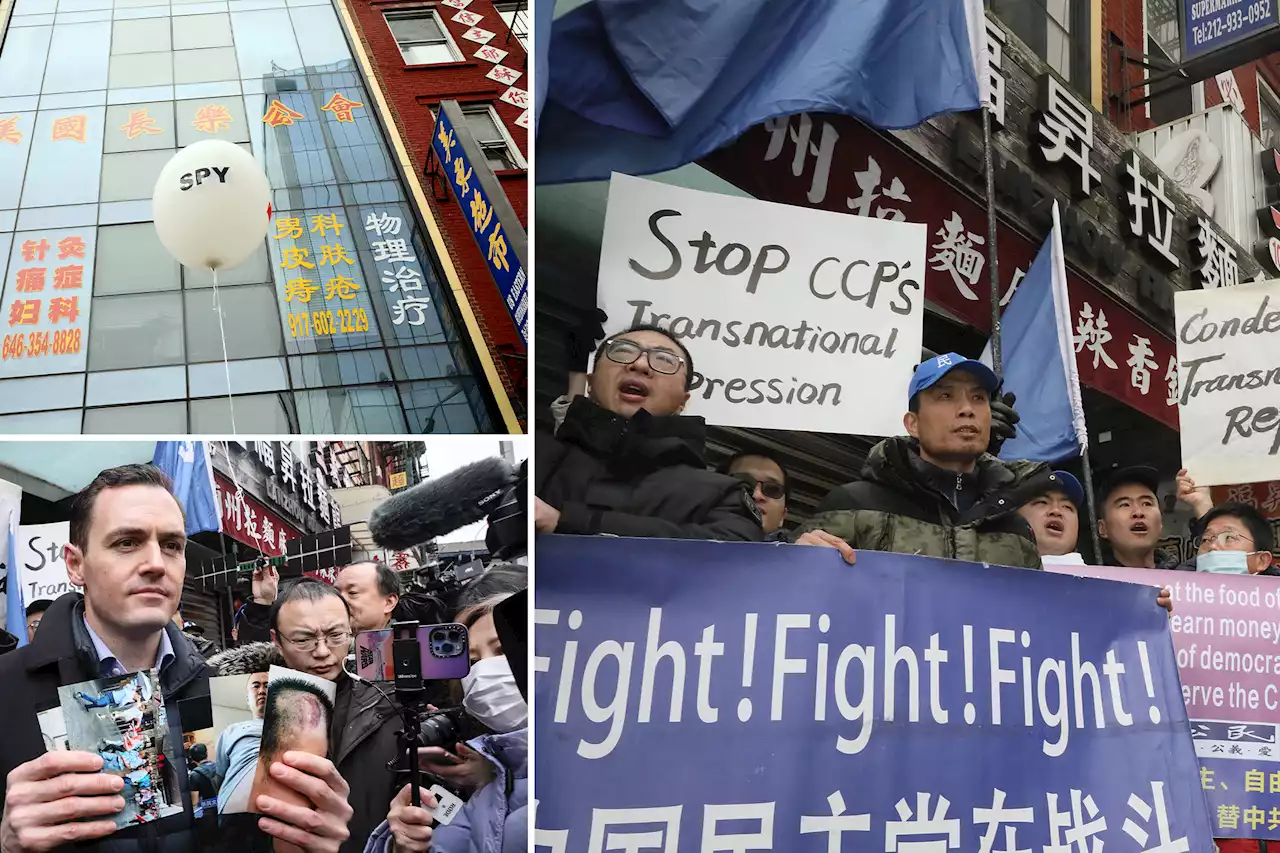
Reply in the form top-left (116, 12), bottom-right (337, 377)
top-left (269, 578), bottom-right (400, 853)
top-left (1189, 503), bottom-right (1277, 576)
top-left (535, 323), bottom-right (763, 541)
top-left (720, 451), bottom-right (789, 540)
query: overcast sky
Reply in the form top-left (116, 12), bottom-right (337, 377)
top-left (423, 438), bottom-right (528, 544)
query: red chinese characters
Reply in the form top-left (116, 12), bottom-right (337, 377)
top-left (3, 231), bottom-right (90, 366)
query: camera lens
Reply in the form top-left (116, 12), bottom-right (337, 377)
top-left (417, 712), bottom-right (459, 749)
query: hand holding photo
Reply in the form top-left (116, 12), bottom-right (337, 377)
top-left (248, 665), bottom-right (336, 818)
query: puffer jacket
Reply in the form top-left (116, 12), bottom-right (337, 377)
top-left (363, 728), bottom-right (527, 853)
top-left (536, 396), bottom-right (763, 541)
top-left (794, 437), bottom-right (1052, 569)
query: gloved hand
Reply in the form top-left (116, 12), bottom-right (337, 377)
top-left (566, 308), bottom-right (608, 372)
top-left (988, 391), bottom-right (1019, 456)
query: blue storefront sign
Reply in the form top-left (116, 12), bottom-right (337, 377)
top-left (535, 536), bottom-right (1216, 852)
top-left (1183, 0), bottom-right (1279, 59)
top-left (432, 107), bottom-right (528, 346)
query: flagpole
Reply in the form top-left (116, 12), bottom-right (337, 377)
top-left (981, 105), bottom-right (1002, 380)
top-left (1080, 445), bottom-right (1103, 563)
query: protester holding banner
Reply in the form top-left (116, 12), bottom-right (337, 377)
top-left (794, 354), bottom-right (1052, 569)
top-left (719, 451), bottom-right (790, 540)
top-left (535, 324), bottom-right (763, 542)
top-left (1097, 467), bottom-right (1185, 570)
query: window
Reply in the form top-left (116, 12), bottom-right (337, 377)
top-left (385, 10), bottom-right (459, 65)
top-left (1261, 77), bottom-right (1280, 150)
top-left (461, 104), bottom-right (525, 171)
top-left (991, 0), bottom-right (1091, 98)
top-left (493, 2), bottom-right (528, 51)
top-left (1144, 0), bottom-right (1192, 125)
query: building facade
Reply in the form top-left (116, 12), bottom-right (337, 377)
top-left (0, 0), bottom-right (521, 433)
top-left (342, 0), bottom-right (528, 419)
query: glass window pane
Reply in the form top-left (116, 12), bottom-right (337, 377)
top-left (0, 112), bottom-right (36, 209)
top-left (85, 365), bottom-right (185, 405)
top-left (174, 47), bottom-right (239, 84)
top-left (230, 10), bottom-right (302, 80)
top-left (190, 392), bottom-right (293, 431)
top-left (184, 241), bottom-right (268, 286)
top-left (188, 356), bottom-right (288, 396)
top-left (174, 95), bottom-right (248, 146)
top-left (172, 12), bottom-right (233, 49)
top-left (88, 291), bottom-right (183, 370)
top-left (289, 348), bottom-right (392, 388)
top-left (96, 222), bottom-right (180, 294)
top-left (184, 284), bottom-right (283, 360)
top-left (398, 379), bottom-right (482, 433)
top-left (386, 13), bottom-right (442, 44)
top-left (462, 107), bottom-right (501, 143)
top-left (0, 26), bottom-right (52, 97)
top-left (43, 21), bottom-right (111, 93)
top-left (294, 386), bottom-right (406, 433)
top-left (0, 372), bottom-right (84, 413)
top-left (111, 17), bottom-right (171, 55)
top-left (289, 6), bottom-right (349, 68)
top-left (401, 43), bottom-right (454, 65)
top-left (22, 107), bottom-right (107, 207)
top-left (100, 149), bottom-right (174, 202)
top-left (108, 51), bottom-right (174, 89)
top-left (387, 344), bottom-right (458, 381)
top-left (0, 409), bottom-right (82, 433)
top-left (104, 101), bottom-right (175, 152)
top-left (84, 401), bottom-right (186, 433)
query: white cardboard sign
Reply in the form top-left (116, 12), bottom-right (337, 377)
top-left (596, 173), bottom-right (926, 435)
top-left (1175, 279), bottom-right (1280, 486)
top-left (16, 521), bottom-right (78, 604)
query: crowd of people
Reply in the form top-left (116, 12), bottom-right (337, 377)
top-left (534, 322), bottom-right (1279, 851)
top-left (0, 463), bottom-right (528, 853)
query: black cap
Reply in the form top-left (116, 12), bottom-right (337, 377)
top-left (1097, 465), bottom-right (1161, 504)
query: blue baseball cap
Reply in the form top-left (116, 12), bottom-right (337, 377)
top-left (908, 353), bottom-right (1000, 401)
top-left (1045, 471), bottom-right (1085, 508)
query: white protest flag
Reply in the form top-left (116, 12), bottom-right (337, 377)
top-left (595, 173), bottom-right (926, 435)
top-left (1175, 279), bottom-right (1280, 486)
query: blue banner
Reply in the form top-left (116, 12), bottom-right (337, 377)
top-left (1183, 0), bottom-right (1278, 59)
top-left (432, 109), bottom-right (528, 346)
top-left (152, 440), bottom-right (221, 536)
top-left (534, 536), bottom-right (1216, 852)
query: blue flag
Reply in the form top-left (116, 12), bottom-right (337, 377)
top-left (982, 202), bottom-right (1087, 463)
top-left (152, 441), bottom-right (221, 536)
top-left (535, 535), bottom-right (1215, 852)
top-left (537, 0), bottom-right (988, 184)
top-left (5, 505), bottom-right (22, 646)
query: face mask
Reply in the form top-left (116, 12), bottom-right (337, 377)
top-left (462, 655), bottom-right (527, 733)
top-left (1196, 550), bottom-right (1252, 574)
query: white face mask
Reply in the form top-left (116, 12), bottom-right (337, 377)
top-left (462, 655), bottom-right (527, 733)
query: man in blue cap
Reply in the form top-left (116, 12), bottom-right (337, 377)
top-left (1016, 470), bottom-right (1086, 565)
top-left (794, 353), bottom-right (1052, 569)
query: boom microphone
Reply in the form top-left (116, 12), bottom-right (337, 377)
top-left (368, 457), bottom-right (517, 550)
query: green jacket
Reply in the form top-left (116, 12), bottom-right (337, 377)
top-left (794, 437), bottom-right (1053, 570)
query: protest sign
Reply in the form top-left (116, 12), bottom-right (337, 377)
top-left (535, 536), bottom-right (1214, 852)
top-left (1049, 562), bottom-right (1280, 838)
top-left (16, 521), bottom-right (78, 605)
top-left (596, 173), bottom-right (926, 435)
top-left (1175, 280), bottom-right (1280, 486)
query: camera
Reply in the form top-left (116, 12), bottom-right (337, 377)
top-left (485, 460), bottom-right (527, 560)
top-left (416, 708), bottom-right (462, 750)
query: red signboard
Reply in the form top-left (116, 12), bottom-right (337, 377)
top-left (214, 472), bottom-right (302, 557)
top-left (1211, 481), bottom-right (1280, 519)
top-left (701, 114), bottom-right (1180, 431)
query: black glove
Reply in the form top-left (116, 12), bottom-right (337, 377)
top-left (567, 308), bottom-right (608, 372)
top-left (988, 391), bottom-right (1019, 455)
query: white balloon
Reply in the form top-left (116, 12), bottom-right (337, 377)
top-left (152, 140), bottom-right (272, 270)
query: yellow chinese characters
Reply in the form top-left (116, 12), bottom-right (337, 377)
top-left (280, 247), bottom-right (315, 270)
top-left (321, 93), bottom-right (364, 123)
top-left (120, 109), bottom-right (163, 140)
top-left (435, 124), bottom-right (455, 163)
top-left (310, 213), bottom-right (343, 237)
top-left (57, 236), bottom-right (85, 260)
top-left (193, 105), bottom-right (234, 134)
top-left (487, 222), bottom-right (509, 273)
top-left (51, 115), bottom-right (87, 142)
top-left (263, 100), bottom-right (305, 127)
top-left (318, 244), bottom-right (355, 266)
top-left (276, 218), bottom-right (304, 240)
top-left (0, 116), bottom-right (21, 145)
top-left (324, 275), bottom-right (360, 300)
top-left (284, 278), bottom-right (320, 303)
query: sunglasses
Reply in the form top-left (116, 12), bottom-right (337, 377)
top-left (732, 473), bottom-right (785, 500)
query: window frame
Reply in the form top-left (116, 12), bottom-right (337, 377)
top-left (382, 8), bottom-right (463, 67)
top-left (459, 103), bottom-right (527, 171)
top-left (492, 2), bottom-right (528, 51)
top-left (1259, 74), bottom-right (1280, 149)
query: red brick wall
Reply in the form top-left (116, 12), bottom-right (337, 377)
top-left (345, 0), bottom-right (528, 411)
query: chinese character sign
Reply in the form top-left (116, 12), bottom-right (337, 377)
top-left (1050, 562), bottom-right (1280, 838)
top-left (1, 229), bottom-right (95, 379)
top-left (595, 173), bottom-right (925, 434)
top-left (212, 472), bottom-right (299, 557)
top-left (536, 537), bottom-right (1214, 853)
top-left (1174, 280), bottom-right (1280, 486)
top-left (431, 106), bottom-right (527, 346)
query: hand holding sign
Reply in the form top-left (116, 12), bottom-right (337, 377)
top-left (152, 140), bottom-right (271, 271)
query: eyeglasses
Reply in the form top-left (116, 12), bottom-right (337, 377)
top-left (602, 339), bottom-right (685, 375)
top-left (281, 631), bottom-right (352, 652)
top-left (1194, 531), bottom-right (1255, 551)
top-left (732, 473), bottom-right (785, 500)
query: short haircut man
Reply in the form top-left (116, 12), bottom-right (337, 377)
top-left (337, 561), bottom-right (402, 633)
top-left (69, 463), bottom-right (182, 551)
top-left (268, 577), bottom-right (351, 634)
top-left (1096, 466), bottom-right (1170, 569)
top-left (593, 323), bottom-right (695, 390)
top-left (25, 599), bottom-right (52, 644)
top-left (720, 451), bottom-right (790, 537)
top-left (1196, 502), bottom-right (1276, 575)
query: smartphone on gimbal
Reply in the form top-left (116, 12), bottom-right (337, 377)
top-left (354, 621), bottom-right (471, 687)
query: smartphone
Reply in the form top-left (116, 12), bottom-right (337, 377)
top-left (355, 622), bottom-right (471, 683)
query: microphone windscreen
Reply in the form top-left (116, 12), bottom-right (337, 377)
top-left (368, 457), bottom-right (516, 550)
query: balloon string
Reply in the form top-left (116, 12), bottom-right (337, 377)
top-left (211, 267), bottom-right (237, 435)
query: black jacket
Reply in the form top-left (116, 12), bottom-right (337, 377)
top-left (233, 600), bottom-right (272, 646)
top-left (796, 437), bottom-right (1052, 569)
top-left (0, 592), bottom-right (214, 853)
top-left (536, 397), bottom-right (763, 541)
top-left (331, 673), bottom-right (405, 853)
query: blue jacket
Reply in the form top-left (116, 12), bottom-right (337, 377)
top-left (364, 729), bottom-right (528, 853)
